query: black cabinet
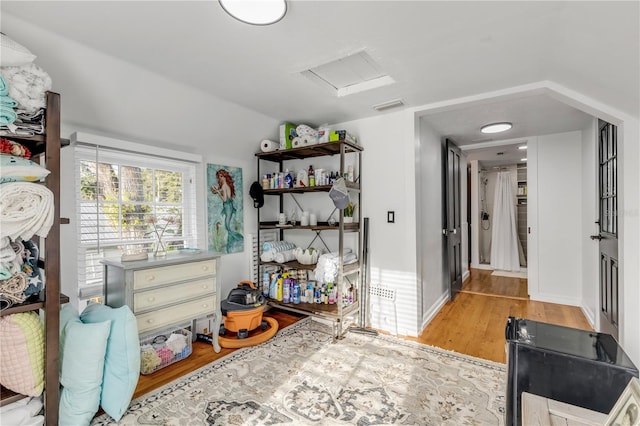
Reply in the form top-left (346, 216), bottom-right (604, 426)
top-left (505, 316), bottom-right (638, 426)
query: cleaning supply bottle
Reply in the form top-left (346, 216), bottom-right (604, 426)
top-left (262, 175), bottom-right (269, 190)
top-left (263, 272), bottom-right (270, 298)
top-left (283, 278), bottom-right (291, 303)
top-left (276, 275), bottom-right (283, 301)
top-left (308, 165), bottom-right (315, 187)
top-left (269, 273), bottom-right (278, 299)
top-left (284, 169), bottom-right (293, 188)
top-left (292, 280), bottom-right (301, 304)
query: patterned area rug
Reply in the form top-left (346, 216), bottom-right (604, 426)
top-left (92, 318), bottom-right (506, 425)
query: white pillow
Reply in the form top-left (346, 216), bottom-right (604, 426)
top-left (0, 33), bottom-right (36, 67)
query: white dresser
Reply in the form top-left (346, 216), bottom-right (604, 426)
top-left (102, 252), bottom-right (221, 352)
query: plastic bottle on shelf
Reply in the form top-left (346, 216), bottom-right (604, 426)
top-left (308, 165), bottom-right (315, 187)
top-left (263, 272), bottom-right (270, 298)
top-left (284, 169), bottom-right (293, 188)
top-left (276, 275), bottom-right (283, 301)
top-left (292, 281), bottom-right (300, 304)
top-left (262, 175), bottom-right (269, 190)
top-left (283, 278), bottom-right (290, 303)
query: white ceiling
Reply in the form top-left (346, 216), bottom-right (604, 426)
top-left (2, 1), bottom-right (638, 160)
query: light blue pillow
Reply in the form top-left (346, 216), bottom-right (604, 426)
top-left (0, 155), bottom-right (50, 184)
top-left (59, 304), bottom-right (111, 425)
top-left (80, 303), bottom-right (140, 422)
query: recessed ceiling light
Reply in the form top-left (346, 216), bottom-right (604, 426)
top-left (219, 0), bottom-right (287, 25)
top-left (481, 122), bottom-right (512, 134)
top-left (518, 145), bottom-right (527, 150)
top-left (521, 158), bottom-right (527, 162)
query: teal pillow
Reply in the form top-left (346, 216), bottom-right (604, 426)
top-left (59, 304), bottom-right (111, 425)
top-left (80, 303), bottom-right (140, 421)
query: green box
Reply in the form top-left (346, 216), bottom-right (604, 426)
top-left (279, 123), bottom-right (297, 149)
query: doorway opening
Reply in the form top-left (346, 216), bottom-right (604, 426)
top-left (476, 163), bottom-right (528, 275)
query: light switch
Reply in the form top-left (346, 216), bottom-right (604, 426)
top-left (387, 211), bottom-right (395, 223)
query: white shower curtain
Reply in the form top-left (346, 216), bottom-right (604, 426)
top-left (490, 172), bottom-right (520, 272)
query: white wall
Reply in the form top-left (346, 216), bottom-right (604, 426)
top-left (331, 111), bottom-right (419, 336)
top-left (580, 119), bottom-right (598, 327)
top-left (417, 120), bottom-right (447, 327)
top-left (530, 131), bottom-right (583, 305)
top-left (3, 13), bottom-right (281, 308)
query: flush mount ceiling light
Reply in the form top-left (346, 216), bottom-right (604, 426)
top-left (219, 0), bottom-right (287, 25)
top-left (481, 122), bottom-right (512, 134)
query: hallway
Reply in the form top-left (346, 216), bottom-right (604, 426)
top-left (461, 268), bottom-right (528, 299)
top-left (417, 271), bottom-right (591, 363)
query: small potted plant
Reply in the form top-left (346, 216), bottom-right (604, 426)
top-left (343, 202), bottom-right (356, 223)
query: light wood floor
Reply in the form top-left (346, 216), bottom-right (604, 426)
top-left (460, 267), bottom-right (529, 299)
top-left (416, 270), bottom-right (592, 363)
top-left (133, 274), bottom-right (591, 397)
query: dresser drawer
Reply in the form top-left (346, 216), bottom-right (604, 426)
top-left (133, 259), bottom-right (216, 290)
top-left (136, 296), bottom-right (215, 334)
top-left (133, 278), bottom-right (216, 312)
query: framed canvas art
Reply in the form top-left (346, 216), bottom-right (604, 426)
top-left (207, 164), bottom-right (244, 253)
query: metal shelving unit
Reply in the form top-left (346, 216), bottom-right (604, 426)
top-left (255, 141), bottom-right (363, 338)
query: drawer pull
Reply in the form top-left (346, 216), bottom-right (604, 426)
top-left (146, 275), bottom-right (155, 282)
top-left (202, 303), bottom-right (208, 308)
top-left (147, 319), bottom-right (155, 324)
top-left (202, 266), bottom-right (209, 271)
top-left (147, 297), bottom-right (156, 302)
top-left (202, 285), bottom-right (209, 289)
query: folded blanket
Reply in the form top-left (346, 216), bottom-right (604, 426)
top-left (0, 182), bottom-right (54, 241)
top-left (0, 64), bottom-right (52, 113)
top-left (0, 76), bottom-right (8, 96)
top-left (0, 104), bottom-right (17, 127)
top-left (0, 108), bottom-right (44, 137)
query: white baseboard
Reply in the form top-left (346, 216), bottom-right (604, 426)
top-left (529, 292), bottom-right (581, 307)
top-left (420, 291), bottom-right (449, 332)
top-left (580, 304), bottom-right (596, 330)
top-left (462, 269), bottom-right (470, 283)
top-left (471, 263), bottom-right (494, 271)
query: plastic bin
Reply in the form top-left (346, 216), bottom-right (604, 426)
top-left (139, 327), bottom-right (192, 375)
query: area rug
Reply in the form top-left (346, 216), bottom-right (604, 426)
top-left (92, 318), bottom-right (506, 425)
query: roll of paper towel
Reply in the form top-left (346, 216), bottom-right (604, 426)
top-left (301, 134), bottom-right (316, 145)
top-left (292, 136), bottom-right (304, 148)
top-left (260, 139), bottom-right (278, 152)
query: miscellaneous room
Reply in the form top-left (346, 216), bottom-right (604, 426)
top-left (1, 2), bottom-right (639, 425)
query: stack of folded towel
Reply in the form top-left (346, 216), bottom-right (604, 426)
top-left (261, 241), bottom-right (297, 262)
top-left (0, 76), bottom-right (18, 127)
top-left (0, 33), bottom-right (52, 137)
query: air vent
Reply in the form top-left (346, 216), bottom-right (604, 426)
top-left (301, 50), bottom-right (395, 97)
top-left (372, 98), bottom-right (405, 112)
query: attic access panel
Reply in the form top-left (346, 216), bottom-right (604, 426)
top-left (302, 50), bottom-right (395, 97)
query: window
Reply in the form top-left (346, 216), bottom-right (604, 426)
top-left (75, 145), bottom-right (200, 302)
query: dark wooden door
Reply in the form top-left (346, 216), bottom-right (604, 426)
top-left (596, 120), bottom-right (619, 339)
top-left (444, 138), bottom-right (462, 300)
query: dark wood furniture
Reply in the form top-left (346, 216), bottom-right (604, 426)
top-left (0, 92), bottom-right (67, 425)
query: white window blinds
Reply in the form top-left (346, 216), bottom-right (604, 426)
top-left (74, 138), bottom-right (201, 300)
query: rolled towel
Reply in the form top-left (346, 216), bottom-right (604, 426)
top-left (0, 182), bottom-right (54, 240)
top-left (274, 249), bottom-right (296, 264)
top-left (165, 332), bottom-right (187, 354)
top-left (260, 251), bottom-right (275, 262)
top-left (262, 241), bottom-right (296, 253)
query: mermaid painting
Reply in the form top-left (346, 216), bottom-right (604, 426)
top-left (208, 166), bottom-right (244, 253)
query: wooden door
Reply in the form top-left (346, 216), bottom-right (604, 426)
top-left (444, 138), bottom-right (463, 300)
top-left (595, 120), bottom-right (619, 339)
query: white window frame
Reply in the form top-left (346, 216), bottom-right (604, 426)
top-left (72, 133), bottom-right (203, 302)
